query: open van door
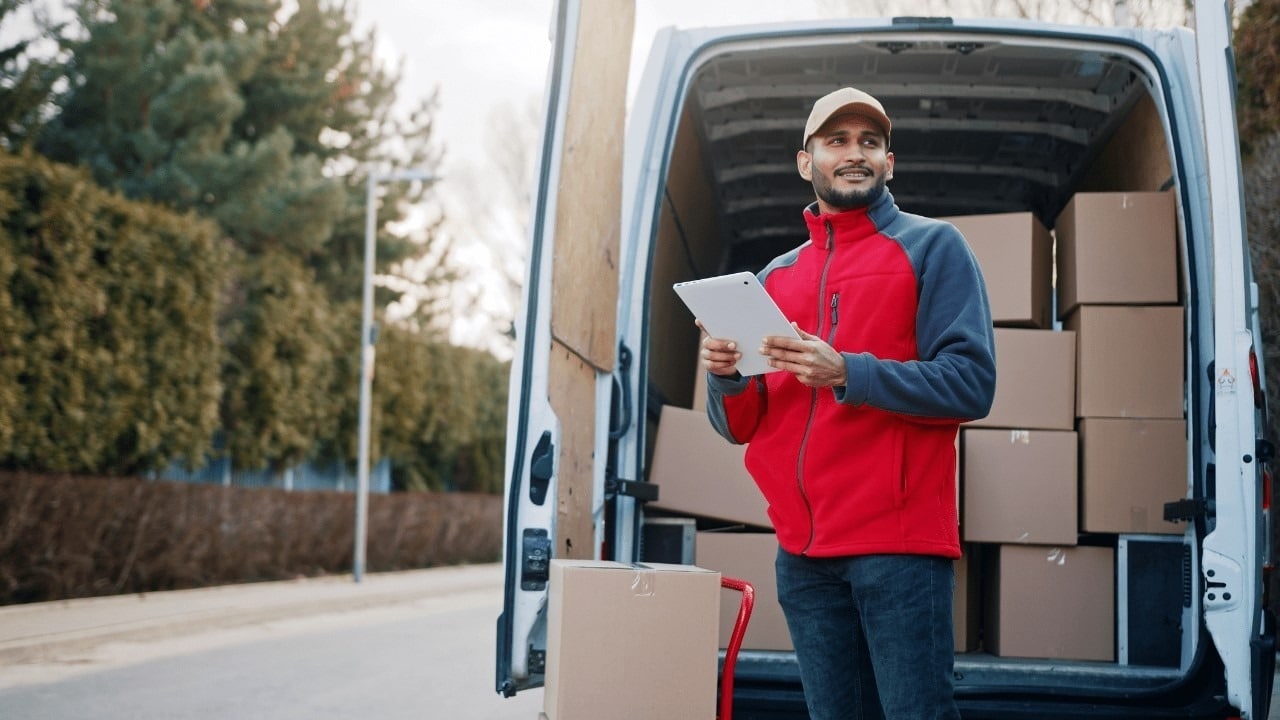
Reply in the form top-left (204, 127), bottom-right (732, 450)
top-left (1194, 1), bottom-right (1272, 717)
top-left (494, 0), bottom-right (634, 698)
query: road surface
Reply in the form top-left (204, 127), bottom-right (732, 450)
top-left (0, 564), bottom-right (544, 719)
top-left (3, 563), bottom-right (1279, 719)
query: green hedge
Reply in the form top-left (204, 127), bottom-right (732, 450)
top-left (0, 153), bottom-right (227, 475)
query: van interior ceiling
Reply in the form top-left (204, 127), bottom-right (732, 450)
top-left (649, 35), bottom-right (1176, 414)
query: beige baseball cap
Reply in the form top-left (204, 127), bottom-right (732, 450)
top-left (802, 87), bottom-right (892, 149)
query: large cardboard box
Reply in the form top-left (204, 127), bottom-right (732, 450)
top-left (1079, 418), bottom-right (1188, 535)
top-left (650, 405), bottom-right (772, 528)
top-left (962, 429), bottom-right (1078, 545)
top-left (1066, 305), bottom-right (1184, 419)
top-left (694, 532), bottom-right (792, 651)
top-left (544, 560), bottom-right (721, 720)
top-left (1055, 191), bottom-right (1178, 318)
top-left (942, 211), bottom-right (1053, 328)
top-left (986, 545), bottom-right (1115, 661)
top-left (954, 544), bottom-right (984, 653)
top-left (966, 328), bottom-right (1076, 430)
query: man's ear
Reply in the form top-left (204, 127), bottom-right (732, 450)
top-left (796, 150), bottom-right (813, 181)
top-left (885, 151), bottom-right (895, 182)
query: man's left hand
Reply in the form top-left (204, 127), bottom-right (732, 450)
top-left (760, 323), bottom-right (848, 388)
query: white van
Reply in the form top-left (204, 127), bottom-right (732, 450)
top-left (496, 1), bottom-right (1275, 717)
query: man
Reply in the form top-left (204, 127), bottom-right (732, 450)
top-left (700, 87), bottom-right (996, 719)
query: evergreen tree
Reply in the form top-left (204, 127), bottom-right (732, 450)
top-left (34, 0), bottom-right (451, 472)
top-left (0, 0), bottom-right (68, 152)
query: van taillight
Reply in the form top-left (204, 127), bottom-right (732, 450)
top-left (1250, 347), bottom-right (1264, 410)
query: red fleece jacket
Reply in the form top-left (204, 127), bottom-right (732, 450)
top-left (705, 190), bottom-right (995, 558)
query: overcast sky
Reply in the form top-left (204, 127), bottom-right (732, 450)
top-left (353, 1), bottom-right (829, 354)
top-left (354, 1), bottom-right (827, 180)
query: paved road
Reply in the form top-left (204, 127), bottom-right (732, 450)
top-left (0, 564), bottom-right (544, 719)
top-left (3, 564), bottom-right (1278, 719)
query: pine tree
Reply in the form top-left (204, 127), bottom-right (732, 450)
top-left (0, 0), bottom-right (68, 151)
top-left (34, 0), bottom-right (451, 472)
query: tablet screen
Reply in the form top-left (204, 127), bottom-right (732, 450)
top-left (673, 272), bottom-right (800, 376)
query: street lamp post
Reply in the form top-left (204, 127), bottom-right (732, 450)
top-left (355, 166), bottom-right (437, 584)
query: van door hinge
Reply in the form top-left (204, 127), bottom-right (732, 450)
top-left (528, 648), bottom-right (546, 675)
top-left (605, 476), bottom-right (659, 503)
top-left (1164, 497), bottom-right (1215, 523)
top-left (1256, 437), bottom-right (1275, 464)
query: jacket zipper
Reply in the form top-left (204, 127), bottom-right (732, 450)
top-left (797, 221), bottom-right (837, 555)
top-left (828, 293), bottom-right (840, 344)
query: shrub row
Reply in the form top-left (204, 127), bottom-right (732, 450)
top-left (0, 472), bottom-right (501, 605)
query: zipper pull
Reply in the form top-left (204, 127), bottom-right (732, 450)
top-left (830, 293), bottom-right (840, 327)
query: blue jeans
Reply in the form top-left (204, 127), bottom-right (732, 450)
top-left (775, 549), bottom-right (960, 720)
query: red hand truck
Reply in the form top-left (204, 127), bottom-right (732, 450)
top-left (718, 576), bottom-right (756, 720)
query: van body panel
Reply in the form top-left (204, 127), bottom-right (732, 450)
top-left (501, 7), bottom-right (1272, 717)
top-left (1194, 1), bottom-right (1265, 716)
top-left (495, 0), bottom-right (633, 696)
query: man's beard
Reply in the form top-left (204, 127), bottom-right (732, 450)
top-left (812, 170), bottom-right (887, 210)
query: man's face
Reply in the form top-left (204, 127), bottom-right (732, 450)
top-left (797, 113), bottom-right (894, 214)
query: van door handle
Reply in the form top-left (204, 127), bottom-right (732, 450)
top-left (529, 431), bottom-right (554, 506)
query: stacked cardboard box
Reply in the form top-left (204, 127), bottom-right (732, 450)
top-left (648, 404), bottom-right (770, 528)
top-left (943, 212), bottom-right (1053, 328)
top-left (953, 191), bottom-right (1186, 662)
top-left (694, 531), bottom-right (791, 651)
top-left (1057, 192), bottom-right (1188, 539)
top-left (952, 211), bottom-right (1082, 659)
top-left (985, 545), bottom-right (1115, 662)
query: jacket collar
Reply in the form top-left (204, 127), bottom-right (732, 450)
top-left (802, 189), bottom-right (899, 249)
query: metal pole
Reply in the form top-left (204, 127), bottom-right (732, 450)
top-left (353, 168), bottom-right (436, 584)
top-left (354, 170), bottom-right (377, 583)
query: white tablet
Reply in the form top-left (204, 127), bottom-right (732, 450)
top-left (673, 271), bottom-right (800, 377)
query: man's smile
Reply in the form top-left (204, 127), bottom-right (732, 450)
top-left (835, 166), bottom-right (874, 181)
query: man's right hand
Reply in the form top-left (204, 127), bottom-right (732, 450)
top-left (696, 320), bottom-right (742, 377)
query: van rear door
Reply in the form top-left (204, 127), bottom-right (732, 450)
top-left (1194, 1), bottom-right (1269, 717)
top-left (494, 0), bottom-right (633, 697)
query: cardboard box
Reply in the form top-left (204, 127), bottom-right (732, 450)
top-left (649, 405), bottom-right (772, 528)
top-left (962, 429), bottom-right (1078, 545)
top-left (966, 328), bottom-right (1076, 430)
top-left (986, 545), bottom-right (1115, 661)
top-left (1079, 418), bottom-right (1188, 534)
top-left (954, 544), bottom-right (984, 653)
top-left (1066, 305), bottom-right (1184, 419)
top-left (942, 211), bottom-right (1053, 328)
top-left (694, 532), bottom-right (792, 651)
top-left (544, 560), bottom-right (720, 720)
top-left (1055, 191), bottom-right (1178, 318)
